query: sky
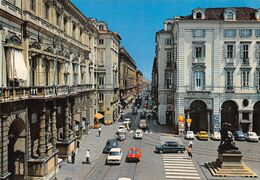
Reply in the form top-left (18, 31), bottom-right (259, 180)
top-left (71, 0), bottom-right (260, 80)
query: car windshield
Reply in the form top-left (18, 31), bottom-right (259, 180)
top-left (129, 150), bottom-right (139, 154)
top-left (201, 132), bottom-right (207, 135)
top-left (119, 126), bottom-right (124, 129)
top-left (248, 132), bottom-right (256, 136)
top-left (187, 131), bottom-right (193, 134)
top-left (110, 151), bottom-right (120, 156)
top-left (236, 131), bottom-right (244, 135)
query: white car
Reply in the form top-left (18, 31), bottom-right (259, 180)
top-left (117, 125), bottom-right (127, 134)
top-left (211, 132), bottom-right (221, 141)
top-left (134, 129), bottom-right (143, 139)
top-left (185, 131), bottom-right (194, 140)
top-left (106, 148), bottom-right (123, 165)
top-left (245, 132), bottom-right (259, 142)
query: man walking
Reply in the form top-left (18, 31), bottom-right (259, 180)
top-left (187, 145), bottom-right (192, 159)
top-left (98, 126), bottom-right (102, 137)
top-left (86, 149), bottom-right (90, 164)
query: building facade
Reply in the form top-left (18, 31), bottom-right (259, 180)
top-left (136, 70), bottom-right (144, 96)
top-left (0, 0), bottom-right (99, 179)
top-left (119, 47), bottom-right (137, 108)
top-left (165, 7), bottom-right (260, 134)
top-left (96, 21), bottom-right (121, 123)
top-left (154, 19), bottom-right (176, 125)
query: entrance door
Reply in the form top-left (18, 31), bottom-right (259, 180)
top-left (221, 100), bottom-right (238, 132)
top-left (166, 111), bottom-right (172, 125)
top-left (189, 100), bottom-right (208, 133)
top-left (253, 101), bottom-right (260, 135)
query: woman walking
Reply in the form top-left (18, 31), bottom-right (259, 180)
top-left (187, 145), bottom-right (192, 159)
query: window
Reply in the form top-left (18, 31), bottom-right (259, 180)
top-left (226, 70), bottom-right (234, 91)
top-left (30, 0), bottom-right (36, 11)
top-left (239, 29), bottom-right (252, 38)
top-left (242, 70), bottom-right (249, 86)
top-left (166, 50), bottom-right (172, 63)
top-left (44, 3), bottom-right (49, 20)
top-left (224, 43), bottom-right (235, 59)
top-left (227, 12), bottom-right (234, 20)
top-left (193, 43), bottom-right (205, 62)
top-left (240, 43), bottom-right (250, 63)
top-left (193, 71), bottom-right (205, 91)
top-left (192, 29), bottom-right (205, 37)
top-left (99, 25), bottom-right (104, 31)
top-left (165, 39), bottom-right (172, 45)
top-left (99, 77), bottom-right (104, 86)
top-left (196, 12), bottom-right (202, 19)
top-left (99, 93), bottom-right (104, 102)
top-left (56, 11), bottom-right (61, 26)
top-left (99, 39), bottom-right (104, 45)
top-left (72, 23), bottom-right (76, 38)
top-left (256, 43), bottom-right (260, 62)
top-left (166, 23), bottom-right (172, 31)
top-left (256, 29), bottom-right (260, 37)
top-left (256, 70), bottom-right (260, 91)
top-left (165, 73), bottom-right (172, 88)
top-left (64, 17), bottom-right (68, 33)
top-left (224, 29), bottom-right (236, 37)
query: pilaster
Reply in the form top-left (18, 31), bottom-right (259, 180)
top-left (38, 107), bottom-right (46, 158)
top-left (63, 102), bottom-right (70, 142)
top-left (51, 106), bottom-right (57, 152)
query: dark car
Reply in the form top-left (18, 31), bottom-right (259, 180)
top-left (103, 139), bottom-right (118, 153)
top-left (140, 111), bottom-right (146, 119)
top-left (155, 141), bottom-right (185, 154)
top-left (233, 130), bottom-right (246, 141)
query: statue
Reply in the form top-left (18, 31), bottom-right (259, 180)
top-left (218, 122), bottom-right (240, 154)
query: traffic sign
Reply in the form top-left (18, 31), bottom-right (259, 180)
top-left (178, 115), bottom-right (184, 122)
top-left (186, 118), bottom-right (192, 123)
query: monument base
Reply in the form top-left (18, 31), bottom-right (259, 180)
top-left (206, 152), bottom-right (257, 178)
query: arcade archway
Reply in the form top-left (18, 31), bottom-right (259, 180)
top-left (221, 100), bottom-right (238, 132)
top-left (253, 101), bottom-right (260, 135)
top-left (189, 100), bottom-right (208, 132)
top-left (8, 118), bottom-right (26, 179)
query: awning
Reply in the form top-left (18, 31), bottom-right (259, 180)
top-left (95, 113), bottom-right (104, 119)
top-left (7, 49), bottom-right (28, 82)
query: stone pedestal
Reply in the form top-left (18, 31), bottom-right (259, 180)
top-left (206, 152), bottom-right (257, 177)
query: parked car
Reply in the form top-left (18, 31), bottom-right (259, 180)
top-left (126, 147), bottom-right (142, 162)
top-left (233, 130), bottom-right (246, 141)
top-left (211, 132), bottom-right (221, 141)
top-left (155, 141), bottom-right (185, 154)
top-left (245, 132), bottom-right (259, 142)
top-left (185, 131), bottom-right (194, 140)
top-left (197, 131), bottom-right (209, 140)
top-left (106, 148), bottom-right (123, 165)
top-left (134, 129), bottom-right (143, 139)
top-left (103, 139), bottom-right (118, 153)
top-left (117, 125), bottom-right (127, 134)
top-left (139, 119), bottom-right (147, 130)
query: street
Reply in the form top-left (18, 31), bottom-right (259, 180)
top-left (57, 98), bottom-right (260, 180)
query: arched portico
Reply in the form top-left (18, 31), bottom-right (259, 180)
top-left (253, 101), bottom-right (260, 135)
top-left (8, 117), bottom-right (26, 179)
top-left (221, 100), bottom-right (238, 132)
top-left (189, 100), bottom-right (209, 132)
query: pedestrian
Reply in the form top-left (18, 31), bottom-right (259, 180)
top-left (188, 141), bottom-right (193, 148)
top-left (71, 151), bottom-right (76, 164)
top-left (187, 145), bottom-right (192, 159)
top-left (98, 126), bottom-right (101, 137)
top-left (77, 140), bottom-right (80, 148)
top-left (86, 149), bottom-right (90, 164)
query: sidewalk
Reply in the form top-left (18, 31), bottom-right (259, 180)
top-left (56, 121), bottom-right (119, 180)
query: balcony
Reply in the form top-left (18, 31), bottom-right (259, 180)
top-left (241, 59), bottom-right (250, 66)
top-left (0, 84), bottom-right (93, 102)
top-left (165, 62), bottom-right (176, 69)
top-left (225, 86), bottom-right (234, 93)
top-left (225, 58), bottom-right (234, 66)
top-left (192, 58), bottom-right (205, 64)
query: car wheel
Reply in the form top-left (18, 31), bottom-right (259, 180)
top-left (159, 150), bottom-right (163, 154)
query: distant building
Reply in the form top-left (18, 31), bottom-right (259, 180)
top-left (119, 47), bottom-right (137, 108)
top-left (96, 21), bottom-right (121, 123)
top-left (154, 7), bottom-right (260, 134)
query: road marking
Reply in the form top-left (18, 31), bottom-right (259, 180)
top-left (166, 175), bottom-right (201, 179)
top-left (165, 172), bottom-right (199, 176)
top-left (164, 166), bottom-right (196, 169)
top-left (165, 169), bottom-right (198, 173)
top-left (164, 163), bottom-right (195, 166)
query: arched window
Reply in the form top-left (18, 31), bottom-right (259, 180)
top-left (167, 23), bottom-right (172, 31)
top-left (196, 12), bottom-right (202, 19)
top-left (99, 25), bottom-right (104, 31)
top-left (227, 12), bottom-right (234, 20)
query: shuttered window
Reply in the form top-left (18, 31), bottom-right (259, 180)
top-left (226, 70), bottom-right (234, 91)
top-left (224, 29), bottom-right (236, 37)
top-left (224, 43), bottom-right (236, 59)
top-left (192, 29), bottom-right (206, 38)
top-left (242, 70), bottom-right (250, 87)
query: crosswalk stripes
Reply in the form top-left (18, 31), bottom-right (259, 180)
top-left (160, 136), bottom-right (200, 180)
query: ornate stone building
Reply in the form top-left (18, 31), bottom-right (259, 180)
top-left (0, 0), bottom-right (98, 179)
top-left (119, 47), bottom-right (137, 108)
top-left (154, 7), bottom-right (260, 134)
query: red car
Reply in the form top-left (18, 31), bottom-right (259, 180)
top-left (126, 147), bottom-right (142, 162)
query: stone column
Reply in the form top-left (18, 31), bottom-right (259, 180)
top-left (51, 106), bottom-right (57, 151)
top-left (63, 104), bottom-right (70, 142)
top-left (0, 115), bottom-right (11, 179)
top-left (249, 111), bottom-right (253, 132)
top-left (208, 110), bottom-right (211, 133)
top-left (239, 111), bottom-right (243, 130)
top-left (79, 106), bottom-right (83, 139)
top-left (38, 107), bottom-right (46, 158)
top-left (71, 102), bottom-right (76, 138)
